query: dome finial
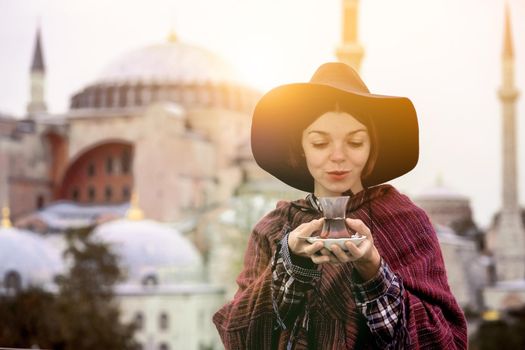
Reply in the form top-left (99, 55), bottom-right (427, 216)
top-left (167, 30), bottom-right (178, 43)
top-left (2, 206), bottom-right (12, 228)
top-left (126, 191), bottom-right (144, 221)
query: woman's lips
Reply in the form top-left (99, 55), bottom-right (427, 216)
top-left (327, 170), bottom-right (350, 181)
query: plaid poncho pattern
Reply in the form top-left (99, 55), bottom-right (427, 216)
top-left (213, 184), bottom-right (467, 349)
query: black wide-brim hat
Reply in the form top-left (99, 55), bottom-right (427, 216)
top-left (251, 62), bottom-right (419, 193)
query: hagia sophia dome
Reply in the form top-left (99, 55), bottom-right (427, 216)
top-left (97, 41), bottom-right (238, 85)
top-left (69, 36), bottom-right (259, 112)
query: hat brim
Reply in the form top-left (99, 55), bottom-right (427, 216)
top-left (251, 83), bottom-right (419, 193)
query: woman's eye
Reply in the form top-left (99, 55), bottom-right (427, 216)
top-left (312, 142), bottom-right (328, 148)
top-left (348, 141), bottom-right (363, 147)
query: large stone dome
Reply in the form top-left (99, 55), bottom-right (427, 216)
top-left (96, 42), bottom-right (238, 85)
top-left (0, 227), bottom-right (64, 290)
top-left (93, 219), bottom-right (203, 284)
top-left (70, 39), bottom-right (259, 112)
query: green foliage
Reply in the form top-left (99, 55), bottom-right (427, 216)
top-left (0, 225), bottom-right (138, 349)
top-left (0, 287), bottom-right (60, 348)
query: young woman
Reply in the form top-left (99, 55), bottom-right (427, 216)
top-left (213, 62), bottom-right (467, 349)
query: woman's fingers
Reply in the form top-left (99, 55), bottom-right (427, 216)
top-left (320, 248), bottom-right (340, 263)
top-left (311, 253), bottom-right (331, 264)
top-left (345, 218), bottom-right (373, 242)
top-left (344, 241), bottom-right (367, 260)
top-left (289, 218), bottom-right (324, 256)
top-left (294, 218), bottom-right (324, 239)
top-left (303, 241), bottom-right (324, 256)
top-left (329, 245), bottom-right (351, 263)
top-left (292, 217), bottom-right (376, 265)
top-left (304, 217), bottom-right (324, 236)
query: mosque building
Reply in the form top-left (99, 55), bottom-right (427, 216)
top-left (2, 0), bottom-right (525, 346)
top-left (95, 202), bottom-right (223, 350)
top-left (0, 24), bottom-right (266, 350)
top-left (1, 28), bottom-right (261, 224)
top-left (414, 179), bottom-right (487, 311)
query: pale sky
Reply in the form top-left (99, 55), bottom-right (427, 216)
top-left (0, 0), bottom-right (524, 228)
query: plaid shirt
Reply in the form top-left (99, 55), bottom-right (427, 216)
top-left (213, 185), bottom-right (467, 349)
top-left (273, 233), bottom-right (407, 349)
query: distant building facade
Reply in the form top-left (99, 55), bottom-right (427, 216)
top-left (1, 30), bottom-right (260, 225)
top-left (0, 27), bottom-right (264, 350)
top-left (414, 181), bottom-right (486, 310)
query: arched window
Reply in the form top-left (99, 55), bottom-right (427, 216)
top-left (121, 151), bottom-right (131, 174)
top-left (36, 195), bottom-right (45, 209)
top-left (94, 87), bottom-right (102, 108)
top-left (127, 86), bottom-right (135, 106)
top-left (105, 186), bottom-right (113, 202)
top-left (159, 312), bottom-right (169, 331)
top-left (119, 86), bottom-right (128, 107)
top-left (107, 86), bottom-right (114, 107)
top-left (122, 186), bottom-right (131, 201)
top-left (71, 188), bottom-right (80, 201)
top-left (4, 270), bottom-right (22, 294)
top-left (106, 157), bottom-right (114, 174)
top-left (88, 187), bottom-right (96, 202)
top-left (135, 85), bottom-right (143, 106)
top-left (87, 162), bottom-right (96, 177)
top-left (141, 274), bottom-right (158, 286)
top-left (134, 312), bottom-right (144, 330)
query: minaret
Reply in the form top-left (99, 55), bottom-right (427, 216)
top-left (335, 0), bottom-right (365, 72)
top-left (26, 27), bottom-right (47, 116)
top-left (494, 4), bottom-right (525, 281)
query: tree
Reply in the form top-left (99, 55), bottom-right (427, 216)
top-left (0, 287), bottom-right (60, 348)
top-left (52, 225), bottom-right (137, 350)
top-left (0, 225), bottom-right (137, 349)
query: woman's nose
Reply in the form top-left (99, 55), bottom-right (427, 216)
top-left (329, 145), bottom-right (346, 162)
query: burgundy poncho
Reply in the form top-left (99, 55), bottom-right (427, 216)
top-left (213, 184), bottom-right (467, 349)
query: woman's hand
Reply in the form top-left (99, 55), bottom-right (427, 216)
top-left (288, 218), bottom-right (325, 259)
top-left (313, 218), bottom-right (381, 281)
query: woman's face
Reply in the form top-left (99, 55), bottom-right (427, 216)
top-left (301, 111), bottom-right (371, 197)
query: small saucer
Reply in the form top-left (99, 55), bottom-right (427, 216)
top-left (305, 236), bottom-right (366, 251)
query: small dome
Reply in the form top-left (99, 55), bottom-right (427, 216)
top-left (0, 227), bottom-right (64, 288)
top-left (97, 42), bottom-right (238, 85)
top-left (415, 184), bottom-right (468, 202)
top-left (93, 219), bottom-right (203, 284)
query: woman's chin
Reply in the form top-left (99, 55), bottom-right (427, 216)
top-left (318, 183), bottom-right (354, 196)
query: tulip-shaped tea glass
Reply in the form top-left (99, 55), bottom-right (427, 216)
top-left (318, 196), bottom-right (351, 238)
top-left (303, 196), bottom-right (366, 251)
